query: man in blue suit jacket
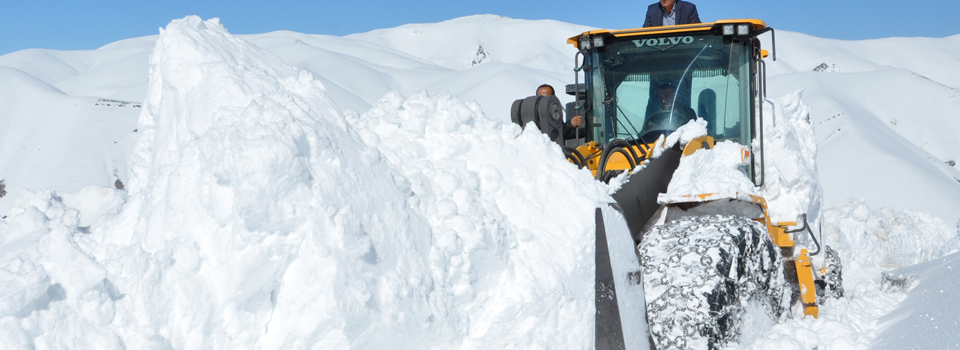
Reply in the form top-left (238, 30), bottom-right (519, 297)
top-left (643, 0), bottom-right (701, 27)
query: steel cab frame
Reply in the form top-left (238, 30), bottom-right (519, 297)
top-left (568, 20), bottom-right (773, 183)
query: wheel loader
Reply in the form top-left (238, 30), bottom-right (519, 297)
top-left (511, 20), bottom-right (843, 350)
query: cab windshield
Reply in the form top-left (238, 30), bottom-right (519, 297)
top-left (585, 33), bottom-right (754, 146)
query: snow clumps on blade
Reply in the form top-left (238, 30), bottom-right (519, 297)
top-left (650, 117), bottom-right (708, 159)
top-left (658, 140), bottom-right (759, 204)
top-left (664, 117), bottom-right (708, 148)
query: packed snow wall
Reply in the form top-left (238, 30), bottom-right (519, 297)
top-left (758, 90), bottom-right (824, 239)
top-left (0, 16), bottom-right (617, 349)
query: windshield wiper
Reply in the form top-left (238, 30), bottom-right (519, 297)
top-left (605, 95), bottom-right (642, 143)
top-left (615, 104), bottom-right (643, 143)
top-left (669, 44), bottom-right (711, 124)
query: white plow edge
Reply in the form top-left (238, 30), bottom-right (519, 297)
top-left (601, 205), bottom-right (652, 350)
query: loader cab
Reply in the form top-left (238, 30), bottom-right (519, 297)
top-left (569, 21), bottom-right (772, 181)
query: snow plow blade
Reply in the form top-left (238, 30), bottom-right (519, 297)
top-left (595, 206), bottom-right (653, 350)
top-left (611, 146), bottom-right (682, 243)
top-left (594, 147), bottom-right (682, 350)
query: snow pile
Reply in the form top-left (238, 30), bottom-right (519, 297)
top-left (729, 198), bottom-right (960, 349)
top-left (647, 117), bottom-right (709, 160)
top-left (654, 117), bottom-right (759, 204)
top-left (822, 198), bottom-right (960, 270)
top-left (657, 92), bottom-right (825, 221)
top-left (59, 186), bottom-right (127, 227)
top-left (726, 272), bottom-right (907, 350)
top-left (348, 90), bottom-right (612, 348)
top-left (0, 16), bottom-right (614, 349)
top-left (0, 189), bottom-right (126, 348)
top-left (734, 238), bottom-right (960, 350)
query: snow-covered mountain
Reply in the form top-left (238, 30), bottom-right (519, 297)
top-left (2, 15), bottom-right (957, 224)
top-left (0, 14), bottom-right (958, 349)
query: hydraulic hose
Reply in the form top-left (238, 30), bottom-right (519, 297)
top-left (596, 147), bottom-right (636, 182)
top-left (605, 139), bottom-right (643, 165)
top-left (595, 140), bottom-right (641, 182)
top-left (573, 50), bottom-right (586, 146)
top-left (563, 147), bottom-right (586, 169)
top-left (786, 214), bottom-right (821, 256)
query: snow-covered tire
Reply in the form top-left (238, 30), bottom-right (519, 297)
top-left (816, 245), bottom-right (844, 302)
top-left (638, 215), bottom-right (788, 350)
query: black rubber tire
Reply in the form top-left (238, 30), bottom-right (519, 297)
top-left (638, 215), bottom-right (788, 350)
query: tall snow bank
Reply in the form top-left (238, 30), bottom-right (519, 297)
top-left (349, 91), bottom-right (612, 348)
top-left (116, 16), bottom-right (406, 348)
top-left (120, 15), bottom-right (609, 349)
top-left (1, 16), bottom-right (612, 349)
top-left (758, 90), bottom-right (824, 231)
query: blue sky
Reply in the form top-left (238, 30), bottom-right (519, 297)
top-left (2, 0), bottom-right (959, 56)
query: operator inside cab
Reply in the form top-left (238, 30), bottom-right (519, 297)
top-left (640, 83), bottom-right (697, 141)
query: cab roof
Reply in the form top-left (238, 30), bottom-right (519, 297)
top-left (568, 19), bottom-right (767, 48)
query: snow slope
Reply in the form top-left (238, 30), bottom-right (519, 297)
top-left (346, 15), bottom-right (579, 72)
top-left (0, 36), bottom-right (155, 102)
top-left (874, 252), bottom-right (960, 349)
top-left (0, 66), bottom-right (139, 213)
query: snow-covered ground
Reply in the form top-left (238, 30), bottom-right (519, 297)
top-left (1, 14), bottom-right (958, 349)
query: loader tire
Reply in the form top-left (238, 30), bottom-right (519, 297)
top-left (816, 245), bottom-right (844, 302)
top-left (638, 215), bottom-right (788, 350)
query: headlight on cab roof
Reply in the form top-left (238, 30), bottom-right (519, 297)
top-left (579, 36), bottom-right (593, 50)
top-left (722, 24), bottom-right (735, 36)
top-left (592, 36), bottom-right (605, 48)
top-left (737, 24), bottom-right (750, 36)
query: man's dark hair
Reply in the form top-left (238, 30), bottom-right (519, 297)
top-left (537, 84), bottom-right (556, 95)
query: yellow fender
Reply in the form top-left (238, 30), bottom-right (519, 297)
top-left (681, 135), bottom-right (715, 156)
